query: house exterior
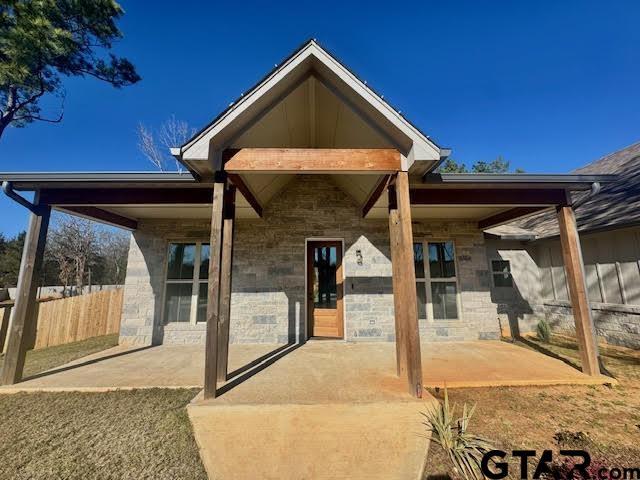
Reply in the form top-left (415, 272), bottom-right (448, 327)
top-left (485, 142), bottom-right (640, 349)
top-left (0, 40), bottom-right (614, 398)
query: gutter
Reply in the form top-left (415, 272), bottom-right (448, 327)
top-left (1, 181), bottom-right (45, 215)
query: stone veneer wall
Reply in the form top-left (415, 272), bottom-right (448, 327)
top-left (413, 222), bottom-right (500, 341)
top-left (119, 175), bottom-right (499, 345)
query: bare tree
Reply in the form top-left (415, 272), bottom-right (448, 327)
top-left (137, 123), bottom-right (166, 170)
top-left (99, 230), bottom-right (130, 285)
top-left (47, 216), bottom-right (98, 294)
top-left (137, 115), bottom-right (196, 172)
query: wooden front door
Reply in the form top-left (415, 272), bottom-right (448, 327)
top-left (307, 241), bottom-right (343, 338)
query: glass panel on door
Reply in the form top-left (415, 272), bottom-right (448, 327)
top-left (313, 246), bottom-right (338, 309)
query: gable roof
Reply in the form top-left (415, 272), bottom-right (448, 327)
top-left (174, 39), bottom-right (447, 176)
top-left (512, 141), bottom-right (640, 238)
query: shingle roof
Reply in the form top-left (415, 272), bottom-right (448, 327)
top-left (514, 141), bottom-right (640, 238)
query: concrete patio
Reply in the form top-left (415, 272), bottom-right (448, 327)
top-left (0, 339), bottom-right (610, 394)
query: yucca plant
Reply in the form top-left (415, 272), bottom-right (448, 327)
top-left (422, 388), bottom-right (494, 480)
top-left (536, 319), bottom-right (551, 343)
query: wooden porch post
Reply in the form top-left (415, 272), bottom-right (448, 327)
top-left (557, 205), bottom-right (601, 376)
top-left (388, 172), bottom-right (423, 398)
top-left (1, 201), bottom-right (50, 385)
top-left (217, 185), bottom-right (236, 382)
top-left (204, 177), bottom-right (226, 399)
top-left (0, 304), bottom-right (12, 354)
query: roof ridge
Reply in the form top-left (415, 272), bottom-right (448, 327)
top-left (572, 139), bottom-right (640, 173)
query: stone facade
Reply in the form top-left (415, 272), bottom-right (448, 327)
top-left (119, 175), bottom-right (499, 345)
top-left (413, 222), bottom-right (499, 341)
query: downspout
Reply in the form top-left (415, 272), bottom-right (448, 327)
top-left (571, 181), bottom-right (601, 209)
top-left (1, 181), bottom-right (45, 215)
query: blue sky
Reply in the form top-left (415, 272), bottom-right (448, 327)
top-left (1, 0), bottom-right (639, 236)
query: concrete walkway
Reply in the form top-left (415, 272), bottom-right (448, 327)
top-left (189, 341), bottom-right (434, 480)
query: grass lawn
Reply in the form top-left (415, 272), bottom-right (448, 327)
top-left (422, 335), bottom-right (640, 478)
top-left (0, 388), bottom-right (207, 480)
top-left (0, 333), bottom-right (119, 379)
top-left (0, 336), bottom-right (206, 479)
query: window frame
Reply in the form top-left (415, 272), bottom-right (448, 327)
top-left (490, 258), bottom-right (514, 288)
top-left (415, 239), bottom-right (462, 322)
top-left (163, 240), bottom-right (210, 325)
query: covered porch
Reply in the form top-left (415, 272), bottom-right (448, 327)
top-left (0, 164), bottom-right (612, 399)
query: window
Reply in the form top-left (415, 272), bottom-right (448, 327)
top-left (414, 243), bottom-right (427, 319)
top-left (414, 240), bottom-right (460, 320)
top-left (491, 259), bottom-right (513, 288)
top-left (164, 242), bottom-right (210, 324)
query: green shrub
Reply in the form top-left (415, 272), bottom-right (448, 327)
top-left (422, 388), bottom-right (493, 480)
top-left (536, 319), bottom-right (551, 343)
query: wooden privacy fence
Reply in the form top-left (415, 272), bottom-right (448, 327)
top-left (34, 289), bottom-right (124, 349)
top-left (0, 288), bottom-right (123, 351)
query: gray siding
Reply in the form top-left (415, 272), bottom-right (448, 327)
top-left (486, 226), bottom-right (640, 349)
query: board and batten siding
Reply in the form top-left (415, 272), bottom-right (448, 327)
top-left (487, 226), bottom-right (640, 349)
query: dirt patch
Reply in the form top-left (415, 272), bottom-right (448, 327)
top-left (421, 337), bottom-right (640, 478)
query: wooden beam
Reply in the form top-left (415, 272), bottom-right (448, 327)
top-left (40, 187), bottom-right (214, 205)
top-left (362, 174), bottom-right (391, 218)
top-left (387, 184), bottom-right (404, 377)
top-left (1, 203), bottom-right (50, 385)
top-left (557, 205), bottom-right (601, 376)
top-left (204, 179), bottom-right (226, 399)
top-left (217, 185), bottom-right (236, 382)
top-left (227, 173), bottom-right (263, 217)
top-left (409, 188), bottom-right (569, 206)
top-left (478, 206), bottom-right (549, 229)
top-left (223, 148), bottom-right (401, 174)
top-left (0, 303), bottom-right (12, 354)
top-left (388, 172), bottom-right (423, 398)
top-left (57, 206), bottom-right (138, 230)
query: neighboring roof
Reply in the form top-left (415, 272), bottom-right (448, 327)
top-left (513, 141), bottom-right (640, 238)
top-left (0, 172), bottom-right (200, 190)
top-left (176, 39), bottom-right (446, 174)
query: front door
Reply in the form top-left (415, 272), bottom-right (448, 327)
top-left (307, 241), bottom-right (343, 338)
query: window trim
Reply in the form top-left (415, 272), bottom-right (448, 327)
top-left (416, 239), bottom-right (462, 322)
top-left (163, 240), bottom-right (210, 325)
top-left (490, 258), bottom-right (514, 288)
